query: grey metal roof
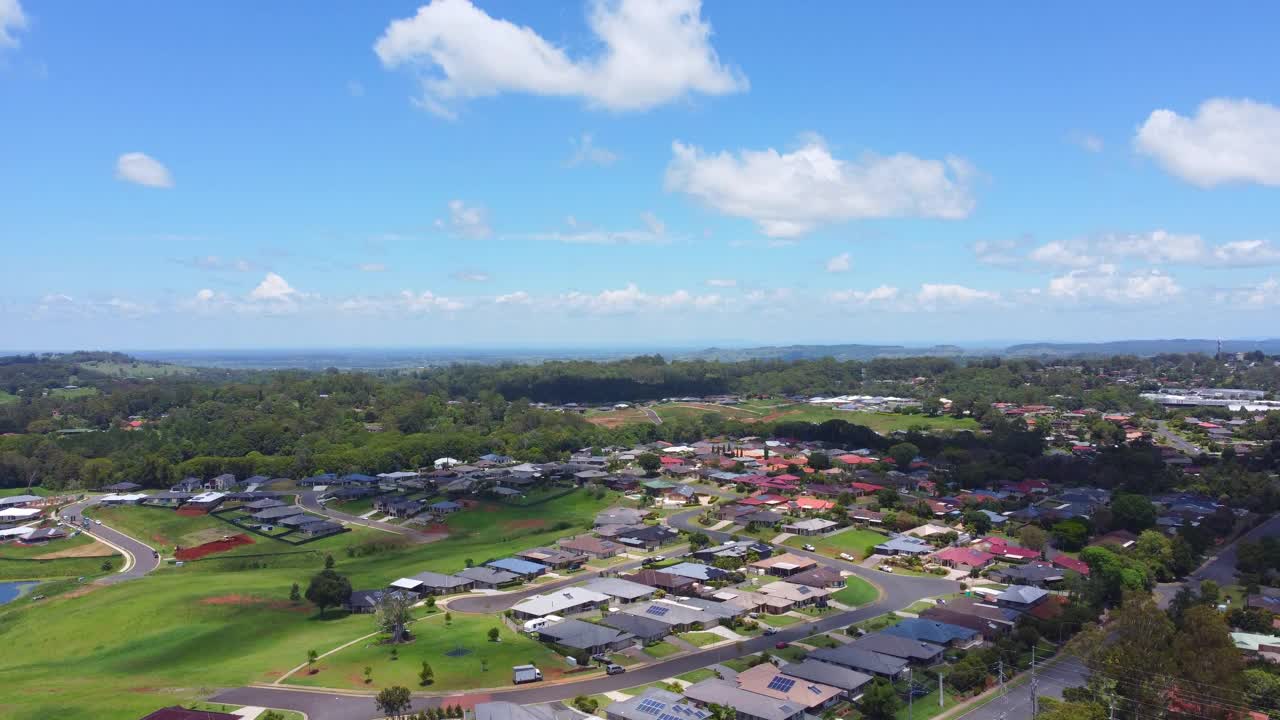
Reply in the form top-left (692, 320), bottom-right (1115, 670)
top-left (582, 577), bottom-right (656, 601)
top-left (682, 679), bottom-right (803, 720)
top-left (850, 632), bottom-right (945, 661)
top-left (808, 645), bottom-right (908, 677)
top-left (779, 659), bottom-right (873, 692)
top-left (535, 618), bottom-right (633, 650)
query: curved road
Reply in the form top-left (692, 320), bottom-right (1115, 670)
top-left (299, 491), bottom-right (444, 543)
top-left (60, 498), bottom-right (161, 584)
top-left (214, 509), bottom-right (957, 720)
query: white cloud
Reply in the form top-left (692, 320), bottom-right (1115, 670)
top-left (916, 283), bottom-right (1000, 309)
top-left (1219, 277), bottom-right (1280, 308)
top-left (1135, 98), bottom-right (1280, 187)
top-left (358, 263), bottom-right (388, 272)
top-left (972, 238), bottom-right (1023, 267)
top-left (374, 0), bottom-right (746, 117)
top-left (566, 133), bottom-right (618, 167)
top-left (665, 135), bottom-right (976, 237)
top-left (520, 212), bottom-right (668, 245)
top-left (558, 283), bottom-right (720, 315)
top-left (398, 290), bottom-right (463, 312)
top-left (116, 152), bottom-right (174, 188)
top-left (33, 293), bottom-right (155, 318)
top-left (0, 0), bottom-right (26, 48)
top-left (249, 272), bottom-right (298, 302)
top-left (453, 270), bottom-right (490, 282)
top-left (1211, 239), bottom-right (1280, 267)
top-left (825, 252), bottom-right (852, 273)
top-left (494, 290), bottom-right (532, 305)
top-left (828, 285), bottom-right (900, 307)
top-left (436, 199), bottom-right (492, 239)
top-left (195, 288), bottom-right (215, 302)
top-left (1028, 240), bottom-right (1099, 268)
top-left (1047, 265), bottom-right (1182, 304)
top-left (705, 278), bottom-right (736, 288)
top-left (1105, 230), bottom-right (1205, 264)
top-left (1070, 131), bottom-right (1104, 153)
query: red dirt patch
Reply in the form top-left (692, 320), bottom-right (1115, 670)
top-left (175, 533), bottom-right (254, 560)
top-left (199, 593), bottom-right (309, 612)
top-left (502, 518), bottom-right (547, 531)
top-left (176, 506), bottom-right (209, 517)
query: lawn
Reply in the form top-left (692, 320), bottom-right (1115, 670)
top-left (676, 668), bottom-right (718, 683)
top-left (584, 407), bottom-right (656, 428)
top-left (0, 487), bottom-right (618, 719)
top-left (328, 496), bottom-right (378, 517)
top-left (0, 390), bottom-right (18, 404)
top-left (89, 505), bottom-right (235, 552)
top-left (187, 703), bottom-right (303, 720)
top-left (80, 360), bottom-right (196, 378)
top-left (678, 631), bottom-right (725, 648)
top-left (49, 386), bottom-right (99, 399)
top-left (785, 527), bottom-right (889, 560)
top-left (285, 612), bottom-right (574, 692)
top-left (896, 687), bottom-right (960, 720)
top-left (770, 644), bottom-right (809, 662)
top-left (758, 613), bottom-right (803, 628)
top-left (854, 613), bottom-right (902, 633)
top-left (0, 533), bottom-right (121, 581)
top-left (644, 641), bottom-right (682, 659)
top-left (831, 576), bottom-right (879, 606)
top-left (653, 403), bottom-right (760, 423)
top-left (721, 656), bottom-right (758, 672)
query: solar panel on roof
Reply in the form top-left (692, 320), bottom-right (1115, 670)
top-left (645, 605), bottom-right (670, 617)
top-left (637, 699), bottom-right (665, 716)
top-left (659, 713), bottom-right (682, 720)
top-left (767, 676), bottom-right (797, 693)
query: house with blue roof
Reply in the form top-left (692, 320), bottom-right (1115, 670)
top-left (882, 618), bottom-right (980, 647)
top-left (339, 473), bottom-right (379, 485)
top-left (662, 561), bottom-right (728, 582)
top-left (487, 557), bottom-right (548, 578)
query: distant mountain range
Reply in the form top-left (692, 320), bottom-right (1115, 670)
top-left (675, 344), bottom-right (973, 362)
top-left (680, 338), bottom-right (1280, 362)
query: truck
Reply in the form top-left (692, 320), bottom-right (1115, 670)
top-left (512, 664), bottom-right (543, 685)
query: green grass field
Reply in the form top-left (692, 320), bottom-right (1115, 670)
top-left (644, 641), bottom-right (682, 659)
top-left (604, 399), bottom-right (978, 435)
top-left (0, 390), bottom-right (18, 405)
top-left (757, 613), bottom-right (802, 628)
top-left (0, 487), bottom-right (618, 719)
top-left (80, 360), bottom-right (196, 378)
top-left (49, 386), bottom-right (99, 399)
top-left (675, 668), bottom-right (718, 683)
top-left (678, 631), bottom-right (724, 648)
top-left (831, 576), bottom-right (879, 606)
top-left (785, 527), bottom-right (889, 560)
top-left (188, 704), bottom-right (303, 720)
top-left (0, 487), bottom-right (50, 498)
top-left (654, 403), bottom-right (761, 423)
top-left (285, 612), bottom-right (572, 691)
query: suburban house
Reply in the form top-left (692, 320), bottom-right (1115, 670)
top-left (103, 481), bottom-right (143, 493)
top-left (849, 508), bottom-right (885, 525)
top-left (474, 702), bottom-right (563, 720)
top-left (995, 585), bottom-right (1050, 611)
top-left (389, 571), bottom-right (474, 597)
top-left (615, 525), bottom-right (679, 551)
top-left (691, 540), bottom-right (773, 564)
top-left (184, 492), bottom-right (226, 511)
top-left (535, 618), bottom-right (635, 654)
top-left (735, 662), bottom-right (842, 711)
top-left (882, 618), bottom-right (981, 647)
top-left (807, 644), bottom-right (908, 679)
top-left (1051, 554), bottom-right (1091, 576)
top-left (582, 577), bottom-right (656, 604)
top-left (510, 587), bottom-right (611, 620)
top-left (171, 478), bottom-right (204, 493)
top-left (604, 689), bottom-right (710, 720)
top-left (790, 496), bottom-right (836, 514)
top-left (977, 537), bottom-right (1041, 563)
top-left (619, 599), bottom-right (721, 633)
top-left (517, 547), bottom-right (587, 570)
top-left (598, 612), bottom-right (670, 644)
top-left (374, 495), bottom-right (424, 518)
top-left (758, 580), bottom-right (831, 609)
top-left (620, 569), bottom-right (697, 594)
top-left (849, 632), bottom-right (945, 664)
top-left (205, 473), bottom-right (237, 491)
top-left (455, 566), bottom-right (521, 589)
top-left (748, 553), bottom-right (817, 578)
top-left (778, 660), bottom-right (873, 700)
top-left (781, 518), bottom-right (840, 536)
top-left (989, 562), bottom-right (1066, 587)
top-left (873, 536), bottom-right (933, 556)
top-left (346, 589), bottom-right (414, 614)
top-left (743, 510), bottom-right (786, 527)
top-left (664, 562), bottom-right (729, 583)
top-left (786, 566), bottom-right (846, 589)
top-left (921, 598), bottom-right (1019, 638)
top-left (930, 546), bottom-right (996, 570)
top-left (427, 500), bottom-right (463, 515)
top-left (486, 557), bottom-right (549, 579)
top-left (243, 498), bottom-right (286, 512)
top-left (558, 535), bottom-right (622, 559)
top-left (681, 679), bottom-right (807, 720)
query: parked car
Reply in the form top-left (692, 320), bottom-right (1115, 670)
top-left (774, 641), bottom-right (789, 649)
top-left (802, 544), bottom-right (816, 552)
top-left (606, 664), bottom-right (626, 676)
top-left (839, 552), bottom-right (854, 561)
top-left (880, 565), bottom-right (894, 573)
top-left (650, 555), bottom-right (667, 563)
top-left (763, 626), bottom-right (779, 636)
top-left (590, 653), bottom-right (609, 664)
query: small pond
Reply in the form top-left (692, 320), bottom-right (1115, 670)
top-left (0, 581), bottom-right (38, 605)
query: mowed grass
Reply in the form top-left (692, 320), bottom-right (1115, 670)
top-left (0, 533), bottom-right (122, 580)
top-left (90, 505), bottom-right (243, 551)
top-left (0, 488), bottom-right (618, 719)
top-left (286, 612), bottom-right (572, 691)
top-left (764, 406), bottom-right (979, 434)
top-left (49, 386), bottom-right (99, 399)
top-left (81, 360), bottom-right (195, 378)
top-left (758, 613), bottom-right (803, 628)
top-left (654, 403), bottom-right (760, 423)
top-left (785, 527), bottom-right (890, 561)
top-left (831, 576), bottom-right (879, 606)
top-left (0, 390), bottom-right (18, 405)
top-left (678, 631), bottom-right (725, 647)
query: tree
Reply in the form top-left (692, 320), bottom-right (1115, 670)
top-left (887, 442), bottom-right (920, 470)
top-left (324, 553), bottom-right (335, 569)
top-left (444, 611), bottom-right (452, 625)
top-left (1018, 525), bottom-right (1048, 552)
top-left (305, 569), bottom-right (352, 617)
top-left (260, 712), bottom-right (286, 720)
top-left (859, 678), bottom-right (900, 720)
top-left (289, 582), bottom-right (301, 603)
top-left (637, 452), bottom-right (661, 475)
top-left (307, 649), bottom-right (318, 673)
top-left (1037, 698), bottom-right (1106, 720)
top-left (808, 452), bottom-right (831, 470)
top-left (419, 661), bottom-right (434, 686)
top-left (1083, 591), bottom-right (1174, 720)
top-left (376, 589), bottom-right (415, 644)
top-left (963, 509), bottom-right (992, 536)
top-left (1243, 669), bottom-right (1280, 711)
top-left (1172, 605), bottom-right (1244, 703)
top-left (1110, 494), bottom-right (1156, 532)
top-left (688, 531), bottom-right (711, 550)
top-left (1054, 518), bottom-right (1091, 551)
top-left (488, 627), bottom-right (500, 642)
top-left (573, 696), bottom-right (599, 714)
top-left (375, 686), bottom-right (413, 720)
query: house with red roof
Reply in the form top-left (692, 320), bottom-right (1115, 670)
top-left (849, 481), bottom-right (885, 496)
top-left (791, 496), bottom-right (835, 514)
top-left (1051, 554), bottom-right (1090, 576)
top-left (978, 537), bottom-right (1041, 562)
top-left (931, 546), bottom-right (996, 570)
top-left (836, 454), bottom-right (879, 466)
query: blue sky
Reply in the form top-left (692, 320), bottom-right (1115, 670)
top-left (3, 0), bottom-right (1280, 350)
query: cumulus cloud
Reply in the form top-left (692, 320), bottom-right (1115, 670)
top-left (436, 199), bottom-right (492, 239)
top-left (982, 230), bottom-right (1280, 269)
top-left (1211, 239), bottom-right (1280, 267)
top-left (566, 133), bottom-right (618, 167)
top-left (494, 290), bottom-right (532, 305)
top-left (916, 283), bottom-right (1000, 309)
top-left (828, 285), bottom-right (900, 307)
top-left (825, 252), bottom-right (852, 273)
top-left (1135, 98), bottom-right (1280, 187)
top-left (558, 283), bottom-right (721, 314)
top-left (116, 152), bottom-right (174, 188)
top-left (1218, 277), bottom-right (1280, 308)
top-left (34, 293), bottom-right (155, 318)
top-left (0, 0), bottom-right (26, 48)
top-left (1028, 241), bottom-right (1099, 268)
top-left (374, 0), bottom-right (746, 117)
top-left (665, 135), bottom-right (976, 237)
top-left (249, 272), bottom-right (299, 302)
top-left (1047, 265), bottom-right (1182, 304)
top-left (972, 238), bottom-right (1024, 267)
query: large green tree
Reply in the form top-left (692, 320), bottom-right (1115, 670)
top-left (859, 678), bottom-right (900, 720)
top-left (305, 569), bottom-right (352, 617)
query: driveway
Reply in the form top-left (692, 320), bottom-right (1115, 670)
top-left (298, 491), bottom-right (444, 543)
top-left (59, 498), bottom-right (160, 584)
top-left (216, 510), bottom-right (957, 720)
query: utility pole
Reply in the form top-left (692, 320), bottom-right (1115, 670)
top-left (1108, 697), bottom-right (1115, 720)
top-left (939, 672), bottom-right (945, 709)
top-left (908, 667), bottom-right (914, 720)
top-left (998, 659), bottom-right (1005, 695)
top-left (1031, 646), bottom-right (1039, 717)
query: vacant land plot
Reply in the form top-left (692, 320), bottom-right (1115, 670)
top-left (785, 527), bottom-right (889, 560)
top-left (654, 403), bottom-right (760, 423)
top-left (285, 612), bottom-right (573, 691)
top-left (831, 576), bottom-right (879, 606)
top-left (91, 506), bottom-right (235, 551)
top-left (81, 360), bottom-right (195, 378)
top-left (49, 386), bottom-right (99, 399)
top-left (585, 406), bottom-right (656, 428)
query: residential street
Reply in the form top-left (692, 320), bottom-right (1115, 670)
top-left (59, 497), bottom-right (160, 584)
top-left (1155, 513), bottom-right (1280, 607)
top-left (954, 656), bottom-right (1089, 720)
top-left (1152, 420), bottom-right (1202, 456)
top-left (299, 490), bottom-right (445, 543)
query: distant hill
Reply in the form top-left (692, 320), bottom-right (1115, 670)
top-left (677, 343), bottom-right (973, 362)
top-left (1003, 338), bottom-right (1280, 357)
